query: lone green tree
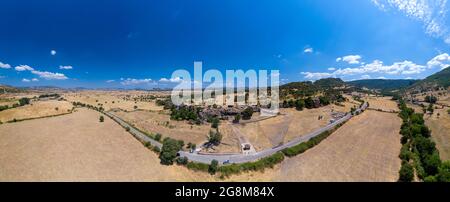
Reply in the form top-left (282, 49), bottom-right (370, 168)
top-left (159, 138), bottom-right (183, 165)
top-left (99, 115), bottom-right (104, 122)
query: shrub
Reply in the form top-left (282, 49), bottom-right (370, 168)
top-left (187, 162), bottom-right (209, 172)
top-left (399, 162), bottom-right (414, 182)
top-left (422, 152), bottom-right (441, 176)
top-left (424, 95), bottom-right (437, 104)
top-left (18, 97), bottom-right (30, 106)
top-left (208, 130), bottom-right (222, 146)
top-left (209, 160), bottom-right (218, 175)
top-left (211, 117), bottom-right (219, 129)
top-left (152, 146), bottom-right (161, 153)
top-left (154, 133), bottom-right (162, 141)
top-left (241, 107), bottom-right (254, 120)
top-left (219, 152), bottom-right (284, 177)
top-left (125, 126), bottom-right (130, 132)
top-left (437, 161), bottom-right (450, 182)
top-left (282, 130), bottom-right (332, 157)
top-left (99, 116), bottom-right (104, 122)
top-left (176, 157), bottom-right (189, 165)
top-left (233, 114), bottom-right (241, 123)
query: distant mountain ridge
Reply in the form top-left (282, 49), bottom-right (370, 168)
top-left (347, 79), bottom-right (419, 91)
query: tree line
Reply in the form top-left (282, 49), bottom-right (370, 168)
top-left (398, 99), bottom-right (450, 182)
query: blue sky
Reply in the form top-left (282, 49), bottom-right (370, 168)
top-left (1, 0), bottom-right (450, 88)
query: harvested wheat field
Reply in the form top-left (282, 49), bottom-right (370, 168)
top-left (274, 110), bottom-right (402, 182)
top-left (0, 108), bottom-right (200, 182)
top-left (0, 100), bottom-right (73, 122)
top-left (425, 107), bottom-right (450, 160)
top-left (64, 91), bottom-right (164, 111)
top-left (366, 97), bottom-right (398, 112)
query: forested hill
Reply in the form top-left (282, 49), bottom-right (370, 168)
top-left (347, 79), bottom-right (419, 91)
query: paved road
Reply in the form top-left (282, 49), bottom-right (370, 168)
top-left (180, 102), bottom-right (368, 164)
top-left (104, 103), bottom-right (367, 165)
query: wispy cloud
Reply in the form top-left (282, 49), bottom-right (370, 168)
top-left (31, 70), bottom-right (68, 80)
top-left (51, 50), bottom-right (57, 56)
top-left (371, 0), bottom-right (450, 44)
top-left (59, 65), bottom-right (73, 70)
top-left (0, 61), bottom-right (11, 69)
top-left (120, 78), bottom-right (154, 85)
top-left (159, 77), bottom-right (183, 83)
top-left (338, 55), bottom-right (362, 64)
top-left (304, 47), bottom-right (314, 53)
top-left (15, 65), bottom-right (34, 71)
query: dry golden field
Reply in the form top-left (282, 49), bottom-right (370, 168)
top-left (0, 108), bottom-right (207, 182)
top-left (366, 96), bottom-right (399, 112)
top-left (63, 91), bottom-right (164, 111)
top-left (274, 110), bottom-right (402, 182)
top-left (0, 100), bottom-right (73, 122)
top-left (425, 107), bottom-right (450, 161)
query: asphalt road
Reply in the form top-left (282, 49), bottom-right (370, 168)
top-left (104, 102), bottom-right (367, 165)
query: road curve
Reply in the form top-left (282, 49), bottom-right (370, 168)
top-left (104, 103), bottom-right (367, 165)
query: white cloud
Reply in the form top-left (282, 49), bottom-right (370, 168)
top-left (304, 48), bottom-right (314, 53)
top-left (0, 62), bottom-right (11, 69)
top-left (377, 76), bottom-right (387, 79)
top-left (31, 70), bottom-right (68, 80)
top-left (427, 53), bottom-right (450, 69)
top-left (106, 80), bottom-right (115, 83)
top-left (301, 72), bottom-right (334, 80)
top-left (15, 65), bottom-right (34, 71)
top-left (120, 78), bottom-right (153, 85)
top-left (341, 55), bottom-right (362, 64)
top-left (336, 57), bottom-right (342, 62)
top-left (51, 50), bottom-right (56, 56)
top-left (59, 65), bottom-right (73, 70)
top-left (301, 52), bottom-right (450, 80)
top-left (159, 77), bottom-right (183, 83)
top-left (22, 78), bottom-right (38, 82)
top-left (372, 0), bottom-right (450, 44)
top-left (361, 75), bottom-right (372, 79)
top-left (328, 67), bottom-right (336, 71)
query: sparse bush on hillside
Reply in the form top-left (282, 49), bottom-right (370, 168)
top-left (99, 116), bottom-right (104, 122)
